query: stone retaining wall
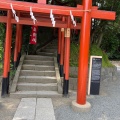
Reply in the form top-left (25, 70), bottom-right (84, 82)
top-left (69, 66), bottom-right (117, 90)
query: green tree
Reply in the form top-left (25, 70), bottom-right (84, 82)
top-left (0, 23), bottom-right (5, 74)
top-left (91, 0), bottom-right (120, 59)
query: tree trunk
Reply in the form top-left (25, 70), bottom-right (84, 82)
top-left (97, 32), bottom-right (104, 47)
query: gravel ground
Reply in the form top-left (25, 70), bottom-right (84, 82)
top-left (0, 71), bottom-right (120, 120)
top-left (54, 71), bottom-right (120, 120)
top-left (0, 97), bottom-right (20, 120)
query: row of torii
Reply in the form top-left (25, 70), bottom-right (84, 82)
top-left (11, 3), bottom-right (76, 27)
top-left (0, 0), bottom-right (116, 112)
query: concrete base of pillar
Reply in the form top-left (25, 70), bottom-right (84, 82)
top-left (71, 100), bottom-right (91, 112)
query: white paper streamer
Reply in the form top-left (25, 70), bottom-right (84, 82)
top-left (70, 10), bottom-right (76, 27)
top-left (10, 4), bottom-right (19, 22)
top-left (50, 9), bottom-right (56, 27)
top-left (30, 7), bottom-right (37, 24)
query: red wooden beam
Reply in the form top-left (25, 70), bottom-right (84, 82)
top-left (77, 5), bottom-right (98, 10)
top-left (77, 5), bottom-right (115, 20)
top-left (0, 0), bottom-right (84, 17)
top-left (0, 1), bottom-right (115, 20)
top-left (0, 16), bottom-right (81, 29)
top-left (38, 0), bottom-right (46, 4)
top-left (91, 10), bottom-right (116, 20)
top-left (20, 13), bottom-right (62, 19)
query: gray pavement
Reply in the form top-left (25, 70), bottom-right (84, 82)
top-left (0, 70), bottom-right (120, 120)
top-left (13, 98), bottom-right (55, 120)
top-left (54, 71), bottom-right (120, 120)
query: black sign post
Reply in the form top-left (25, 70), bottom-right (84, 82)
top-left (88, 56), bottom-right (102, 95)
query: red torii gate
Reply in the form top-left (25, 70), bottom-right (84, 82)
top-left (0, 0), bottom-right (115, 110)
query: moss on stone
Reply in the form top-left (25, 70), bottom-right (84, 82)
top-left (90, 44), bottom-right (113, 67)
top-left (70, 43), bottom-right (113, 67)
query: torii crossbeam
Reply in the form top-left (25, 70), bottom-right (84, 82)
top-left (0, 0), bottom-right (115, 20)
top-left (0, 0), bottom-right (116, 111)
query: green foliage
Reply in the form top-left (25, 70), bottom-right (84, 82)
top-left (0, 23), bottom-right (5, 75)
top-left (69, 74), bottom-right (78, 78)
top-left (10, 69), bottom-right (16, 80)
top-left (70, 42), bottom-right (79, 67)
top-left (91, 0), bottom-right (120, 60)
top-left (90, 44), bottom-right (113, 67)
top-left (101, 28), bottom-right (120, 59)
top-left (70, 43), bottom-right (113, 67)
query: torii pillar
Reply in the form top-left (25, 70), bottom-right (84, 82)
top-left (57, 29), bottom-right (61, 64)
top-left (72, 0), bottom-right (116, 112)
top-left (59, 17), bottom-right (65, 77)
top-left (14, 23), bottom-right (21, 69)
top-left (1, 10), bottom-right (12, 96)
top-left (17, 25), bottom-right (23, 63)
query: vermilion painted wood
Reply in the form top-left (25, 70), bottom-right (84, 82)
top-left (0, 1), bottom-right (115, 19)
top-left (0, 16), bottom-right (81, 29)
top-left (19, 25), bottom-right (23, 53)
top-left (58, 28), bottom-right (61, 55)
top-left (77, 5), bottom-right (98, 10)
top-left (91, 10), bottom-right (116, 20)
top-left (1, 0), bottom-right (116, 104)
top-left (60, 31), bottom-right (64, 65)
top-left (64, 37), bottom-right (70, 80)
top-left (7, 23), bottom-right (12, 73)
top-left (20, 13), bottom-right (62, 19)
top-left (3, 10), bottom-right (12, 77)
top-left (14, 24), bottom-right (20, 63)
top-left (63, 29), bottom-right (66, 76)
top-left (60, 17), bottom-right (65, 65)
top-left (5, 0), bottom-right (13, 73)
top-left (77, 0), bottom-right (92, 105)
top-left (18, 25), bottom-right (22, 53)
top-left (0, 1), bottom-right (83, 16)
top-left (65, 17), bottom-right (71, 80)
top-left (38, 0), bottom-right (46, 4)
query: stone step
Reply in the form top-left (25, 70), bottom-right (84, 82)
top-left (117, 67), bottom-right (120, 71)
top-left (37, 52), bottom-right (55, 56)
top-left (117, 71), bottom-right (120, 76)
top-left (23, 60), bottom-right (54, 66)
top-left (49, 42), bottom-right (58, 46)
top-left (19, 76), bottom-right (57, 83)
top-left (42, 49), bottom-right (57, 53)
top-left (17, 83), bottom-right (58, 91)
top-left (46, 47), bottom-right (57, 49)
top-left (46, 46), bottom-right (57, 49)
top-left (20, 70), bottom-right (56, 76)
top-left (10, 91), bottom-right (61, 98)
top-left (25, 55), bottom-right (54, 61)
top-left (22, 65), bottom-right (55, 71)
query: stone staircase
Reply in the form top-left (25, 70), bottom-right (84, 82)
top-left (10, 40), bottom-right (62, 98)
top-left (36, 39), bottom-right (57, 56)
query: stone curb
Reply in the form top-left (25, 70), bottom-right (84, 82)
top-left (10, 55), bottom-right (25, 93)
top-left (54, 57), bottom-right (62, 94)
